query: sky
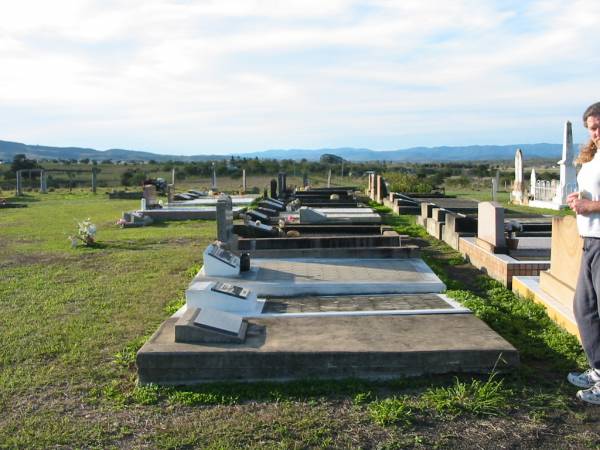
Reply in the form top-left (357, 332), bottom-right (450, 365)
top-left (1, 0), bottom-right (599, 156)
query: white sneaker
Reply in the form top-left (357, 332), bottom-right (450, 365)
top-left (577, 382), bottom-right (600, 405)
top-left (568, 369), bottom-right (600, 388)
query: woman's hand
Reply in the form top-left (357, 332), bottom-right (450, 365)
top-left (570, 198), bottom-right (600, 215)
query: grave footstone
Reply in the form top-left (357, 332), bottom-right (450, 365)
top-left (174, 307), bottom-right (248, 344)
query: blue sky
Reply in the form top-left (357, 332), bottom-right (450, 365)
top-left (1, 0), bottom-right (598, 155)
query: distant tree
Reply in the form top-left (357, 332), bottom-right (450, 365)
top-left (384, 172), bottom-right (432, 193)
top-left (320, 154), bottom-right (344, 164)
top-left (10, 154), bottom-right (40, 176)
top-left (121, 169), bottom-right (147, 187)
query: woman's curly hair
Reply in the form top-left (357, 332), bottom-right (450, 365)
top-left (577, 102), bottom-right (600, 164)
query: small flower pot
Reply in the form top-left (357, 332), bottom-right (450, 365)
top-left (506, 237), bottom-right (519, 250)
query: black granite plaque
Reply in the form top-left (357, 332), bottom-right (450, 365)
top-left (211, 282), bottom-right (250, 299)
top-left (208, 246), bottom-right (239, 267)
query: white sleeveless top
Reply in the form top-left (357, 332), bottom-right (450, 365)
top-left (577, 151), bottom-right (600, 237)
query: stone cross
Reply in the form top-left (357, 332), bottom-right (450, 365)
top-left (242, 169), bottom-right (246, 194)
top-left (554, 120), bottom-right (577, 205)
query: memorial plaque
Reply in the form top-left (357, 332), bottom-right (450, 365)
top-left (246, 210), bottom-right (270, 222)
top-left (211, 282), bottom-right (250, 299)
top-left (193, 308), bottom-right (245, 337)
top-left (208, 246), bottom-right (239, 268)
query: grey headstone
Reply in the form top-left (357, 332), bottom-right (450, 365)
top-left (217, 194), bottom-right (233, 244)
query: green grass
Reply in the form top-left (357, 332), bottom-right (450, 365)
top-left (0, 190), bottom-right (597, 448)
top-left (368, 396), bottom-right (414, 427)
top-left (421, 374), bottom-right (511, 417)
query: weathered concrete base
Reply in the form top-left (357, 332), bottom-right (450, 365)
top-left (137, 313), bottom-right (519, 384)
top-left (512, 275), bottom-right (579, 340)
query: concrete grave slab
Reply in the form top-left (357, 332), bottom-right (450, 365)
top-left (192, 258), bottom-right (445, 296)
top-left (137, 313), bottom-right (518, 384)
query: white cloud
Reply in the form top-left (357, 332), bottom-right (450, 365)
top-left (0, 0), bottom-right (598, 153)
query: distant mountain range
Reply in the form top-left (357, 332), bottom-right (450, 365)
top-left (0, 139), bottom-right (567, 163)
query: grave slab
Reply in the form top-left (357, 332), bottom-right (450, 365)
top-left (191, 258), bottom-right (445, 296)
top-left (137, 312), bottom-right (519, 384)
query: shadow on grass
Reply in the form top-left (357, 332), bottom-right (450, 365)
top-left (5, 193), bottom-right (41, 203)
top-left (85, 240), bottom-right (173, 251)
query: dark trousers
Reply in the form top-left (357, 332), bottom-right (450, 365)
top-left (574, 237), bottom-right (600, 369)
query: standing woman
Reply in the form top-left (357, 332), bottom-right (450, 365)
top-left (567, 101), bottom-right (600, 404)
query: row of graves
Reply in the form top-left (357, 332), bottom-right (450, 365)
top-left (136, 175), bottom-right (518, 384)
top-left (120, 184), bottom-right (257, 227)
top-left (370, 173), bottom-right (582, 342)
top-left (371, 174), bottom-right (553, 288)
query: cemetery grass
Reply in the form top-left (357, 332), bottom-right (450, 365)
top-left (0, 193), bottom-right (599, 449)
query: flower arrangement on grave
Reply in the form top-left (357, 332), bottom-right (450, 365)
top-left (68, 218), bottom-right (97, 247)
top-left (116, 218), bottom-right (127, 228)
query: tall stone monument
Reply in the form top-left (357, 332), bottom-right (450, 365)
top-left (553, 121), bottom-right (577, 205)
top-left (511, 148), bottom-right (524, 204)
top-left (211, 162), bottom-right (217, 191)
top-left (530, 168), bottom-right (536, 199)
top-left (216, 194), bottom-right (234, 246)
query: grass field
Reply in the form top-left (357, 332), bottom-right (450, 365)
top-left (1, 191), bottom-right (599, 449)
